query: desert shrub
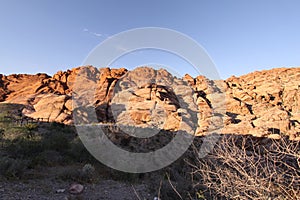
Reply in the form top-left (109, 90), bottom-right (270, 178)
top-left (0, 156), bottom-right (28, 179)
top-left (2, 126), bottom-right (28, 140)
top-left (0, 118), bottom-right (10, 130)
top-left (58, 167), bottom-right (80, 181)
top-left (6, 132), bottom-right (69, 162)
top-left (31, 150), bottom-right (64, 167)
top-left (50, 122), bottom-right (74, 135)
top-left (0, 128), bottom-right (4, 137)
top-left (58, 163), bottom-right (98, 183)
top-left (190, 135), bottom-right (300, 199)
top-left (151, 172), bottom-right (193, 200)
top-left (24, 123), bottom-right (38, 138)
top-left (5, 131), bottom-right (92, 166)
top-left (81, 163), bottom-right (96, 182)
top-left (6, 137), bottom-right (43, 158)
top-left (145, 156), bottom-right (197, 200)
top-left (42, 132), bottom-right (70, 153)
top-left (0, 128), bottom-right (4, 147)
top-left (50, 122), bottom-right (64, 129)
top-left (67, 137), bottom-right (95, 163)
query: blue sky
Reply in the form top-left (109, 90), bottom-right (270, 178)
top-left (0, 0), bottom-right (299, 79)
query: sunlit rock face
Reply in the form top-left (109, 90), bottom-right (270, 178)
top-left (1, 66), bottom-right (300, 140)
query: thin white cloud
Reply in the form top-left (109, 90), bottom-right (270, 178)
top-left (83, 28), bottom-right (106, 38)
top-left (91, 32), bottom-right (102, 37)
top-left (116, 45), bottom-right (129, 52)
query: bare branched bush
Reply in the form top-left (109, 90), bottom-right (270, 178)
top-left (190, 135), bottom-right (300, 199)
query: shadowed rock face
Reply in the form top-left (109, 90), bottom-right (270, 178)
top-left (0, 66), bottom-right (300, 140)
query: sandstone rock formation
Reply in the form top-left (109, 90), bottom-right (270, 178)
top-left (185, 68), bottom-right (300, 140)
top-left (109, 67), bottom-right (197, 133)
top-left (227, 68), bottom-right (300, 139)
top-left (0, 66), bottom-right (299, 139)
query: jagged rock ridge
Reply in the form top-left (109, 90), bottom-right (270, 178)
top-left (0, 66), bottom-right (299, 140)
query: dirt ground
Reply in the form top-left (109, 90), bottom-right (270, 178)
top-left (0, 166), bottom-right (153, 200)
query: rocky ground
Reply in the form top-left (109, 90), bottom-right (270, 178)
top-left (0, 166), bottom-right (152, 200)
